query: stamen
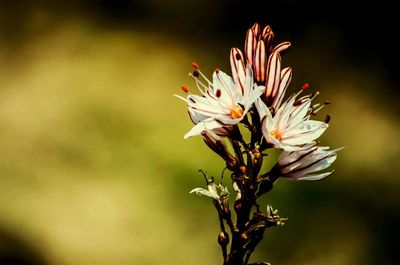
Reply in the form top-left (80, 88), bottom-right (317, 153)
top-left (324, 100), bottom-right (331, 105)
top-left (230, 105), bottom-right (244, 119)
top-left (192, 62), bottom-right (199, 69)
top-left (313, 104), bottom-right (326, 113)
top-left (216, 89), bottom-right (221, 98)
top-left (310, 91), bottom-right (320, 101)
top-left (325, 115), bottom-right (331, 124)
top-left (181, 85), bottom-right (190, 93)
top-left (188, 73), bottom-right (209, 96)
top-left (195, 68), bottom-right (214, 88)
top-left (193, 70), bottom-right (200, 78)
top-left (302, 83), bottom-right (310, 91)
top-left (293, 99), bottom-right (303, 106)
top-left (312, 103), bottom-right (321, 109)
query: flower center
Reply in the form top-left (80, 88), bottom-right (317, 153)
top-left (269, 129), bottom-right (282, 141)
top-left (230, 105), bottom-right (244, 119)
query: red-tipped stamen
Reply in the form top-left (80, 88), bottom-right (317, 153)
top-left (181, 85), bottom-right (190, 93)
top-left (191, 62), bottom-right (199, 69)
top-left (293, 99), bottom-right (303, 106)
top-left (302, 83), bottom-right (310, 91)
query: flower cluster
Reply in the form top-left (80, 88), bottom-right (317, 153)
top-left (176, 23), bottom-right (341, 265)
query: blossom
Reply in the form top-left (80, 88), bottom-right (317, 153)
top-left (230, 23), bottom-right (292, 110)
top-left (190, 181), bottom-right (229, 200)
top-left (276, 143), bottom-right (342, 180)
top-left (255, 91), bottom-right (329, 151)
top-left (176, 64), bottom-right (264, 139)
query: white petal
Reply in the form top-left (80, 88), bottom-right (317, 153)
top-left (289, 171), bottom-right (334, 181)
top-left (190, 187), bottom-right (220, 199)
top-left (287, 154), bottom-right (337, 179)
top-left (281, 121), bottom-right (328, 145)
top-left (213, 70), bottom-right (238, 102)
top-left (271, 67), bottom-right (292, 110)
top-left (188, 108), bottom-right (208, 124)
top-left (278, 145), bottom-right (318, 167)
top-left (255, 98), bottom-right (272, 121)
top-left (230, 48), bottom-right (246, 95)
top-left (286, 99), bottom-right (311, 128)
top-left (184, 118), bottom-right (224, 139)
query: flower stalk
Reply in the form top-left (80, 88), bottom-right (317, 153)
top-left (178, 23), bottom-right (341, 265)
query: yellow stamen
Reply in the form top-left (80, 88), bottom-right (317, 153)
top-left (230, 105), bottom-right (244, 119)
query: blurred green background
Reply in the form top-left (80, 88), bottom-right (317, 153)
top-left (0, 1), bottom-right (399, 265)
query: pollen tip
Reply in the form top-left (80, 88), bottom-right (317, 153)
top-left (191, 62), bottom-right (199, 69)
top-left (325, 114), bottom-right (331, 124)
top-left (215, 67), bottom-right (220, 73)
top-left (324, 100), bottom-right (331, 105)
top-left (181, 85), bottom-right (190, 93)
top-left (293, 99), bottom-right (303, 106)
top-left (193, 70), bottom-right (200, 78)
top-left (216, 89), bottom-right (221, 98)
top-left (302, 83), bottom-right (310, 91)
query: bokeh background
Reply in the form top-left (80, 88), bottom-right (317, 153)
top-left (0, 1), bottom-right (399, 265)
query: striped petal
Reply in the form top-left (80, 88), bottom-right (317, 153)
top-left (272, 42), bottom-right (291, 54)
top-left (265, 52), bottom-right (282, 101)
top-left (254, 40), bottom-right (267, 83)
top-left (230, 48), bottom-right (246, 95)
top-left (245, 27), bottom-right (257, 65)
top-left (271, 67), bottom-right (292, 110)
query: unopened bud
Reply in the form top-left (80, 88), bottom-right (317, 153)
top-left (218, 231), bottom-right (229, 246)
top-left (221, 196), bottom-right (231, 218)
top-left (256, 173), bottom-right (278, 197)
top-left (201, 132), bottom-right (236, 169)
top-left (234, 200), bottom-right (243, 211)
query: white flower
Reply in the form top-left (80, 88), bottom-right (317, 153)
top-left (190, 182), bottom-right (229, 200)
top-left (277, 143), bottom-right (342, 180)
top-left (176, 65), bottom-right (264, 139)
top-left (255, 93), bottom-right (329, 151)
